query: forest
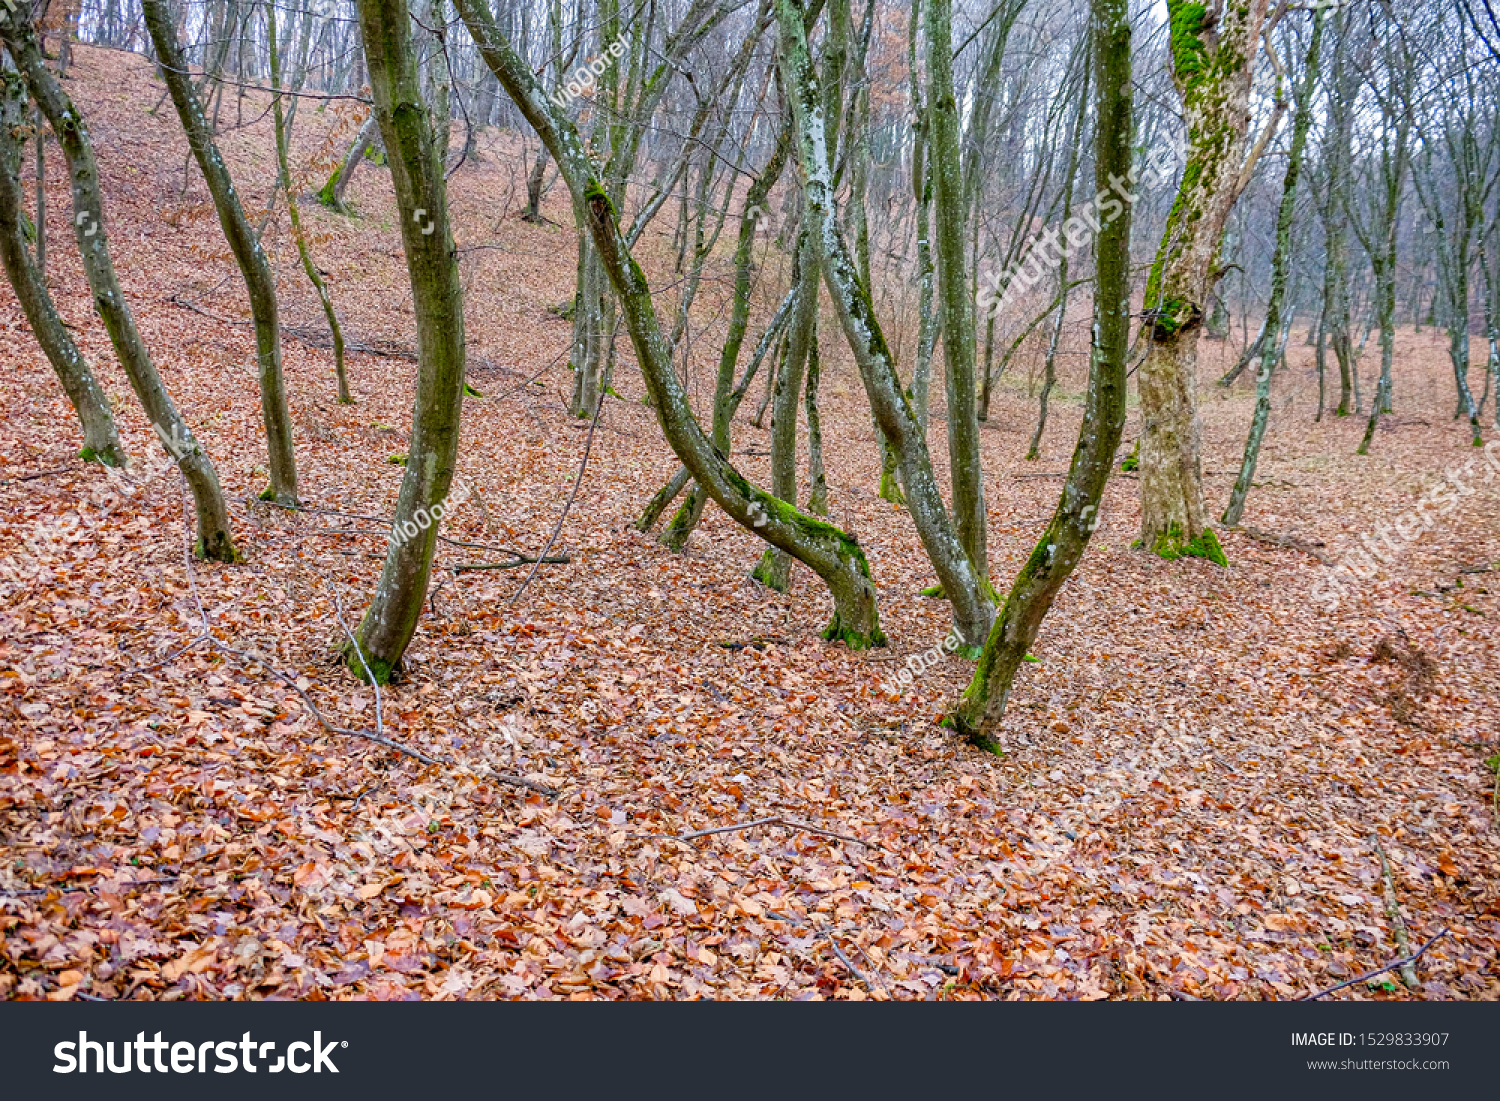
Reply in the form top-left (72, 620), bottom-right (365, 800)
top-left (0, 0), bottom-right (1496, 1002)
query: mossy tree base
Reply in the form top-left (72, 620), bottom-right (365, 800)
top-left (1149, 524), bottom-right (1228, 567)
top-left (343, 639), bottom-right (398, 685)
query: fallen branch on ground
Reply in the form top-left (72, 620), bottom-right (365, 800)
top-left (1297, 928), bottom-right (1449, 1001)
top-left (674, 815), bottom-right (867, 846)
top-left (1373, 834), bottom-right (1420, 989)
top-left (453, 555), bottom-right (569, 572)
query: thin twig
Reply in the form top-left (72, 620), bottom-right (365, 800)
top-left (674, 815), bottom-right (867, 846)
top-left (512, 380), bottom-right (607, 605)
top-left (1298, 928), bottom-right (1450, 1001)
top-left (0, 466), bottom-right (73, 484)
top-left (331, 588), bottom-right (384, 739)
top-left (453, 555), bottom-right (569, 572)
top-left (1373, 834), bottom-right (1420, 989)
top-left (823, 933), bottom-right (875, 993)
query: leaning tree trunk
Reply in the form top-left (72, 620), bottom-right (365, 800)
top-left (950, 0), bottom-right (1132, 748)
top-left (1223, 6), bottom-right (1324, 528)
top-left (319, 111), bottom-right (380, 212)
top-left (457, 0), bottom-right (885, 648)
top-left (773, 0), bottom-right (992, 649)
top-left (0, 70), bottom-right (124, 466)
top-left (144, 0), bottom-right (299, 505)
top-left (1136, 0), bottom-right (1270, 563)
top-left (348, 0), bottom-right (469, 681)
top-left (3, 17), bottom-right (237, 560)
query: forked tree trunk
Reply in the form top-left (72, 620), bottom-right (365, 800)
top-left (0, 70), bottom-right (124, 467)
top-left (348, 0), bottom-right (469, 681)
top-left (773, 0), bottom-right (991, 649)
top-left (144, 0), bottom-right (299, 506)
top-left (950, 0), bottom-right (1132, 748)
top-left (1137, 0), bottom-right (1271, 563)
top-left (457, 0), bottom-right (884, 648)
top-left (3, 17), bottom-right (237, 560)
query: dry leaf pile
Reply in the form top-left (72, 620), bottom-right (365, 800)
top-left (1, 47), bottom-right (1497, 1001)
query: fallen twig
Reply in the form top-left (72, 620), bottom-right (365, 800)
top-left (1, 466), bottom-right (73, 484)
top-left (1373, 834), bottom-right (1420, 989)
top-left (453, 555), bottom-right (569, 572)
top-left (674, 815), bottom-right (867, 847)
top-left (823, 932), bottom-right (875, 994)
top-left (1297, 928), bottom-right (1450, 1001)
top-left (512, 364), bottom-right (609, 605)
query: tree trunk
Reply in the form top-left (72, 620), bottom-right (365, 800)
top-left (0, 70), bottom-right (125, 466)
top-left (319, 111), bottom-right (380, 212)
top-left (773, 0), bottom-right (991, 648)
top-left (1137, 0), bottom-right (1270, 563)
top-left (267, 1), bottom-right (350, 405)
top-left (348, 0), bottom-right (469, 681)
top-left (951, 0), bottom-right (1132, 747)
top-left (1223, 7), bottom-right (1324, 528)
top-left (457, 0), bottom-right (885, 648)
top-left (660, 120), bottom-right (791, 551)
top-left (751, 229), bottom-right (817, 591)
top-left (144, 0), bottom-right (299, 506)
top-left (3, 17), bottom-right (236, 560)
top-left (925, 0), bottom-right (986, 583)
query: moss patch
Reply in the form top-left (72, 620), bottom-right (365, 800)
top-left (1151, 524), bottom-right (1228, 567)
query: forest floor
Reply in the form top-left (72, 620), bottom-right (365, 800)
top-left (2, 47), bottom-right (1497, 1000)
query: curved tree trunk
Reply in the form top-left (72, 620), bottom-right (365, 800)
top-left (457, 0), bottom-right (884, 648)
top-left (348, 0), bottom-right (469, 681)
top-left (144, 0), bottom-right (299, 506)
top-left (1137, 0), bottom-right (1271, 563)
top-left (319, 111), bottom-right (380, 212)
top-left (951, 0), bottom-right (1132, 747)
top-left (773, 0), bottom-right (991, 649)
top-left (3, 17), bottom-right (237, 560)
top-left (0, 70), bottom-right (124, 467)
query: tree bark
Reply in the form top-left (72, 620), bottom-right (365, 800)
top-left (1137, 0), bottom-right (1271, 563)
top-left (348, 0), bottom-right (469, 681)
top-left (144, 0), bottom-right (299, 506)
top-left (773, 0), bottom-right (991, 648)
top-left (925, 0), bottom-right (986, 584)
top-left (0, 71), bottom-right (125, 466)
top-left (1223, 7), bottom-right (1324, 528)
top-left (2, 16), bottom-right (237, 561)
top-left (267, 1), bottom-right (351, 405)
top-left (950, 0), bottom-right (1132, 747)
